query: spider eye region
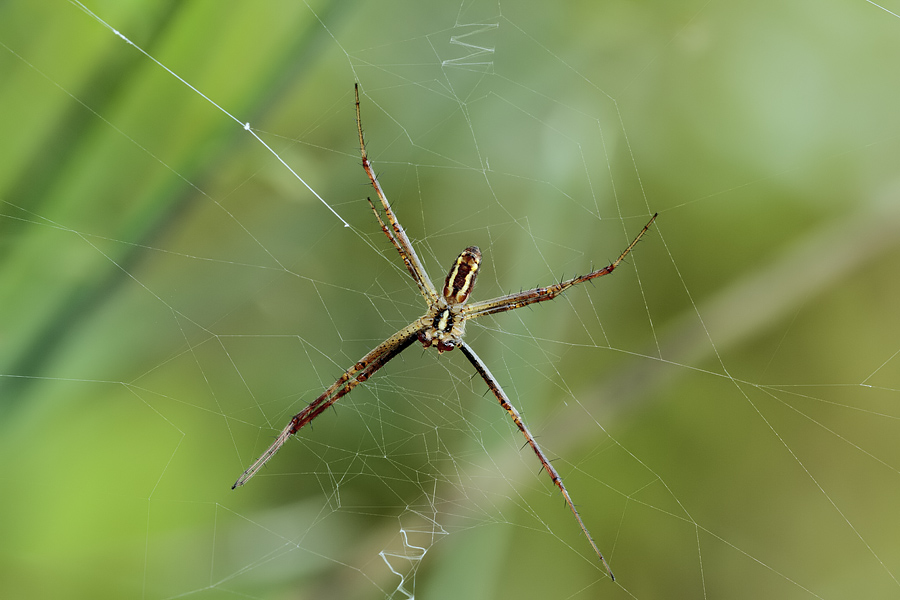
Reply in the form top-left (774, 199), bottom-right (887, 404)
top-left (443, 246), bottom-right (481, 305)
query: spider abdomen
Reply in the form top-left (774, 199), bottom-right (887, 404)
top-left (443, 246), bottom-right (481, 305)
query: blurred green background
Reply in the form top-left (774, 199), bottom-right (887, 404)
top-left (2, 0), bottom-right (900, 598)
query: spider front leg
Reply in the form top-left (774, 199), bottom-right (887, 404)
top-left (458, 342), bottom-right (616, 580)
top-left (463, 213), bottom-right (657, 320)
top-left (356, 84), bottom-right (438, 303)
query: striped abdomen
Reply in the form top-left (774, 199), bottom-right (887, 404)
top-left (443, 246), bottom-right (481, 305)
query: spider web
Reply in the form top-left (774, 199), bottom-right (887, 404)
top-left (2, 0), bottom-right (900, 598)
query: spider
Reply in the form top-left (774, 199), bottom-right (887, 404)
top-left (233, 84), bottom-right (657, 581)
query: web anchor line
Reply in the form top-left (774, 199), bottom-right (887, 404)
top-left (68, 0), bottom-right (349, 228)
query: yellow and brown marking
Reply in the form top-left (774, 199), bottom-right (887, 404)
top-left (443, 246), bottom-right (481, 305)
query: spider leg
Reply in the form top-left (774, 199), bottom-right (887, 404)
top-left (356, 84), bottom-right (438, 304)
top-left (463, 213), bottom-right (657, 321)
top-left (366, 196), bottom-right (414, 276)
top-left (233, 321), bottom-right (422, 488)
top-left (458, 341), bottom-right (615, 580)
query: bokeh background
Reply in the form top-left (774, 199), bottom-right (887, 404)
top-left (2, 1), bottom-right (900, 598)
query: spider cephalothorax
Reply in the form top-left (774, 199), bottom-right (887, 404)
top-left (232, 84), bottom-right (657, 582)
